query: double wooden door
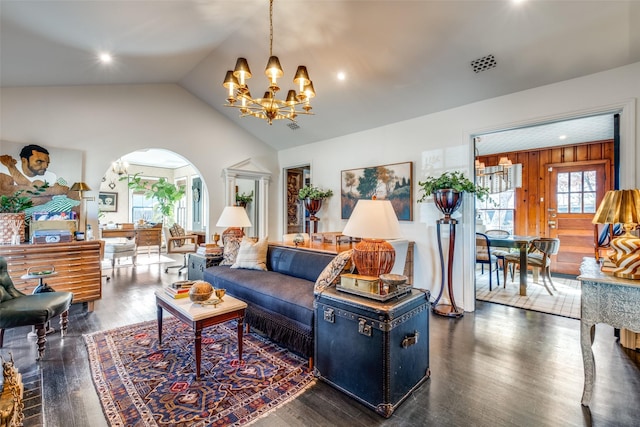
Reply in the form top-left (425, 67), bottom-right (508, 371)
top-left (545, 160), bottom-right (610, 274)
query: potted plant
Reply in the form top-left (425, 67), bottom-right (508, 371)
top-left (0, 185), bottom-right (47, 244)
top-left (235, 191), bottom-right (254, 208)
top-left (125, 173), bottom-right (186, 225)
top-left (298, 185), bottom-right (333, 220)
top-left (418, 171), bottom-right (489, 219)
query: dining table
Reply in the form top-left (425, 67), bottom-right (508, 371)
top-left (486, 235), bottom-right (537, 296)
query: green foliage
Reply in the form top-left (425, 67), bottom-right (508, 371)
top-left (356, 167), bottom-right (378, 199)
top-left (418, 171), bottom-right (489, 202)
top-left (125, 173), bottom-right (185, 223)
top-left (235, 191), bottom-right (254, 204)
top-left (0, 184), bottom-right (48, 213)
top-left (298, 185), bottom-right (333, 200)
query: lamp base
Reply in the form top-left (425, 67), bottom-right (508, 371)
top-left (222, 227), bottom-right (244, 244)
top-left (609, 231), bottom-right (640, 280)
top-left (352, 239), bottom-right (395, 278)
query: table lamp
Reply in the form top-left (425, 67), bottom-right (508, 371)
top-left (216, 206), bottom-right (252, 243)
top-left (592, 189), bottom-right (640, 279)
top-left (342, 199), bottom-right (402, 277)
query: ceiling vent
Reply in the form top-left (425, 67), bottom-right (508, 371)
top-left (471, 54), bottom-right (497, 73)
top-left (287, 122), bottom-right (300, 131)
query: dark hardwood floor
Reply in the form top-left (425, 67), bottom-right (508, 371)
top-left (3, 256), bottom-right (640, 427)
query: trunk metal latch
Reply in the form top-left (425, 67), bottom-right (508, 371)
top-left (358, 318), bottom-right (372, 337)
top-left (402, 331), bottom-right (419, 348)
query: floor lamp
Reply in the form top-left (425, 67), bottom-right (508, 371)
top-left (70, 182), bottom-right (93, 238)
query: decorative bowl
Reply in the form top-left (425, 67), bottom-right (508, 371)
top-left (215, 288), bottom-right (226, 301)
top-left (379, 274), bottom-right (408, 286)
top-left (189, 280), bottom-right (214, 302)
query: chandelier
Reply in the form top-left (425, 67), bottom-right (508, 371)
top-left (111, 158), bottom-right (129, 176)
top-left (222, 0), bottom-right (315, 125)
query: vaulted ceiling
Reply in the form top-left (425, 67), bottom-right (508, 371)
top-left (2, 1), bottom-right (638, 150)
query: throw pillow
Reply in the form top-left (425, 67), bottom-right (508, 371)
top-left (220, 236), bottom-right (243, 266)
top-left (169, 223), bottom-right (186, 247)
top-left (314, 249), bottom-right (353, 294)
top-left (231, 236), bottom-right (269, 271)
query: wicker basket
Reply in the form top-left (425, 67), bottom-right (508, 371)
top-left (0, 212), bottom-right (26, 245)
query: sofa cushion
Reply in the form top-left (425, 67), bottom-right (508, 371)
top-left (314, 249), bottom-right (353, 293)
top-left (205, 266), bottom-right (315, 327)
top-left (220, 236), bottom-right (242, 266)
top-left (266, 245), bottom-right (335, 282)
top-left (231, 237), bottom-right (268, 271)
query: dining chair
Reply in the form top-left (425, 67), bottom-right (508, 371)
top-left (475, 232), bottom-right (501, 291)
top-left (484, 229), bottom-right (511, 272)
top-left (504, 237), bottom-right (560, 295)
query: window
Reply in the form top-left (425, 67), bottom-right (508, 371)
top-left (175, 177), bottom-right (187, 229)
top-left (556, 171), bottom-right (597, 213)
top-left (477, 190), bottom-right (515, 234)
top-left (129, 176), bottom-right (159, 223)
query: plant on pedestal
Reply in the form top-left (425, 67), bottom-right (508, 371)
top-left (418, 171), bottom-right (488, 318)
top-left (297, 185), bottom-right (333, 220)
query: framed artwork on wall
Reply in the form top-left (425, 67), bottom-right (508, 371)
top-left (98, 192), bottom-right (118, 212)
top-left (341, 161), bottom-right (413, 220)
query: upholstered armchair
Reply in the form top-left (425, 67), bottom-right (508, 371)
top-left (0, 257), bottom-right (73, 360)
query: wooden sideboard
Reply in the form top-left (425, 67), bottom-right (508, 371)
top-left (0, 240), bottom-right (102, 311)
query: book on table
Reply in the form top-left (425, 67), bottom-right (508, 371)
top-left (164, 287), bottom-right (190, 299)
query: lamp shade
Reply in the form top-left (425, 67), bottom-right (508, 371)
top-left (216, 206), bottom-right (252, 228)
top-left (592, 189), bottom-right (640, 225)
top-left (342, 199), bottom-right (402, 240)
top-left (70, 182), bottom-right (91, 192)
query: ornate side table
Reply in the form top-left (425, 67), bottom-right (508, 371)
top-left (577, 257), bottom-right (640, 406)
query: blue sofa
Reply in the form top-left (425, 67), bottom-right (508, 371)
top-left (203, 244), bottom-right (335, 359)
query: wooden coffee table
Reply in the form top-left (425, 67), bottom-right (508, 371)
top-left (155, 290), bottom-right (247, 379)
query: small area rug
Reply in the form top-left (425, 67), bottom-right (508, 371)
top-left (84, 319), bottom-right (314, 426)
top-left (475, 270), bottom-right (581, 319)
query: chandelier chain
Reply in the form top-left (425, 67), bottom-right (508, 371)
top-left (269, 0), bottom-right (274, 57)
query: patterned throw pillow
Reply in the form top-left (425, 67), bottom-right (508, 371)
top-left (314, 249), bottom-right (353, 294)
top-left (169, 223), bottom-right (186, 247)
top-left (220, 236), bottom-right (243, 266)
top-left (231, 237), bottom-right (269, 271)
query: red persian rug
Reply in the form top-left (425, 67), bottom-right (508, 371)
top-left (84, 319), bottom-right (314, 426)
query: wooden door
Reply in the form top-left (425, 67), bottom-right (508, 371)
top-left (546, 161), bottom-right (609, 274)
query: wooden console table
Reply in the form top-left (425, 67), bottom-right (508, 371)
top-left (101, 226), bottom-right (162, 255)
top-left (0, 240), bottom-right (102, 311)
top-left (270, 241), bottom-right (414, 285)
top-left (577, 257), bottom-right (640, 406)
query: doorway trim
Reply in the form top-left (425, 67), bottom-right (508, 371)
top-left (282, 163), bottom-right (311, 236)
top-left (464, 98), bottom-right (636, 312)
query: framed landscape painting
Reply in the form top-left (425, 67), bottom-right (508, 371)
top-left (341, 161), bottom-right (413, 220)
top-left (98, 192), bottom-right (118, 212)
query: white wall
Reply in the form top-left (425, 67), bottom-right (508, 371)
top-left (0, 84), bottom-right (279, 239)
top-left (278, 61), bottom-right (640, 311)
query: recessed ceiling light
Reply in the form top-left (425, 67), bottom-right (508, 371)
top-left (337, 71), bottom-right (346, 81)
top-left (99, 52), bottom-right (113, 64)
top-left (559, 135), bottom-right (567, 140)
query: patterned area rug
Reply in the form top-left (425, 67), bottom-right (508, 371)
top-left (84, 319), bottom-right (314, 426)
top-left (475, 269), bottom-right (581, 319)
